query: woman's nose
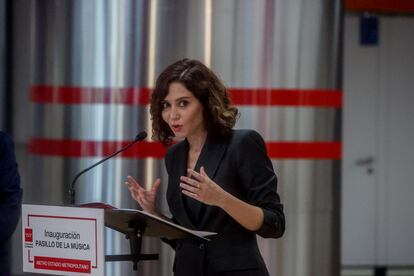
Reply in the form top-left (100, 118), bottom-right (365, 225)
top-left (170, 106), bottom-right (179, 120)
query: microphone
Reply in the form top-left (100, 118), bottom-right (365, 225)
top-left (68, 131), bottom-right (147, 205)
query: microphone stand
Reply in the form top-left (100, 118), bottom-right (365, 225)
top-left (67, 131), bottom-right (159, 270)
top-left (69, 131), bottom-right (147, 205)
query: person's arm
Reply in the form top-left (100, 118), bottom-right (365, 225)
top-left (182, 167), bottom-right (264, 231)
top-left (234, 130), bottom-right (285, 238)
top-left (217, 187), bottom-right (265, 231)
top-left (236, 130), bottom-right (285, 238)
top-left (180, 130), bottom-right (285, 238)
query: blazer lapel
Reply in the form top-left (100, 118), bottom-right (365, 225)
top-left (167, 135), bottom-right (229, 229)
top-left (194, 135), bottom-right (228, 181)
top-left (192, 135), bottom-right (228, 220)
top-left (167, 140), bottom-right (196, 229)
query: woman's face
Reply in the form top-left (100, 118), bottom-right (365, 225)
top-left (161, 82), bottom-right (205, 140)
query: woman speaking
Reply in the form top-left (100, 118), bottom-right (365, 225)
top-left (126, 59), bottom-right (285, 276)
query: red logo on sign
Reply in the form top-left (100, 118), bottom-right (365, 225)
top-left (25, 228), bottom-right (33, 243)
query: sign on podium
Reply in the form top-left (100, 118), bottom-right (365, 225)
top-left (22, 203), bottom-right (216, 275)
top-left (22, 204), bottom-right (105, 275)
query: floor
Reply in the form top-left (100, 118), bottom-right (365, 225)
top-left (342, 268), bottom-right (414, 276)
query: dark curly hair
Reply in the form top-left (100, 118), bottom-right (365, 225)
top-left (150, 58), bottom-right (239, 146)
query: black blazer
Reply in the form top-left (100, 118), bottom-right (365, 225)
top-left (165, 129), bottom-right (285, 275)
top-left (0, 132), bottom-right (22, 244)
top-left (0, 132), bottom-right (22, 274)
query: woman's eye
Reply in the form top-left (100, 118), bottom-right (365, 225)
top-left (178, 100), bottom-right (189, 107)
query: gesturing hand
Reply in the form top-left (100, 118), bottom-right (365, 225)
top-left (125, 176), bottom-right (160, 215)
top-left (180, 166), bottom-right (228, 207)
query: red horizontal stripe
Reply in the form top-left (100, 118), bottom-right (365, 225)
top-left (28, 138), bottom-right (166, 159)
top-left (230, 88), bottom-right (342, 107)
top-left (34, 256), bottom-right (91, 273)
top-left (345, 0), bottom-right (414, 13)
top-left (28, 138), bottom-right (341, 159)
top-left (266, 142), bottom-right (341, 159)
top-left (29, 86), bottom-right (342, 108)
top-left (29, 86), bottom-right (151, 105)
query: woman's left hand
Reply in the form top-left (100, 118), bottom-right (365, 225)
top-left (180, 166), bottom-right (228, 207)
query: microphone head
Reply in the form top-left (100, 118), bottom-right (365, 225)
top-left (135, 131), bottom-right (147, 141)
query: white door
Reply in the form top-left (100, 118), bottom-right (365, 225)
top-left (342, 14), bottom-right (414, 266)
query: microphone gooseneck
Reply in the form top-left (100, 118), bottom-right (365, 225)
top-left (134, 131), bottom-right (147, 141)
top-left (69, 131), bottom-right (147, 205)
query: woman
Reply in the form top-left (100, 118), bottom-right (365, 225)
top-left (126, 59), bottom-right (285, 275)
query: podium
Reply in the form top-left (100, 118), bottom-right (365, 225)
top-left (22, 203), bottom-right (215, 275)
top-left (82, 202), bottom-right (215, 270)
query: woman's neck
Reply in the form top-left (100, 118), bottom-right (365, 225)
top-left (187, 130), bottom-right (207, 153)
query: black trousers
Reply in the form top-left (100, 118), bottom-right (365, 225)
top-left (173, 240), bottom-right (269, 276)
top-left (0, 240), bottom-right (11, 276)
top-left (205, 269), bottom-right (269, 276)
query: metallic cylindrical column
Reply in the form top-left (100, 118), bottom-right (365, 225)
top-left (26, 0), bottom-right (153, 275)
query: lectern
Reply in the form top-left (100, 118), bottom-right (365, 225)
top-left (82, 202), bottom-right (215, 270)
top-left (22, 203), bottom-right (215, 275)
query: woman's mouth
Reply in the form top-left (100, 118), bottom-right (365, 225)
top-left (171, 125), bottom-right (183, 133)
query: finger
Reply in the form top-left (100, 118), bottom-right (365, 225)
top-left (200, 166), bottom-right (209, 178)
top-left (180, 182), bottom-right (199, 193)
top-left (127, 175), bottom-right (139, 185)
top-left (138, 193), bottom-right (151, 206)
top-left (127, 176), bottom-right (145, 191)
top-left (137, 188), bottom-right (151, 200)
top-left (182, 189), bottom-right (199, 199)
top-left (152, 178), bottom-right (161, 192)
top-left (127, 184), bottom-right (142, 203)
top-left (125, 182), bottom-right (138, 195)
top-left (133, 187), bottom-right (151, 203)
top-left (126, 180), bottom-right (151, 208)
top-left (126, 183), bottom-right (144, 202)
top-left (180, 176), bottom-right (199, 187)
top-left (187, 169), bottom-right (204, 181)
top-left (135, 194), bottom-right (144, 205)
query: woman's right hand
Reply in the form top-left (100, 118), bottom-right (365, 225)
top-left (125, 176), bottom-right (161, 215)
